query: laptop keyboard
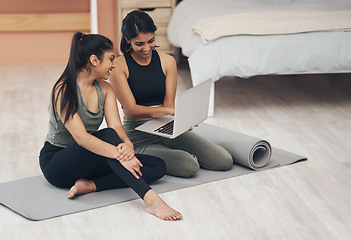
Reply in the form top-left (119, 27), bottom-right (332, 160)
top-left (154, 120), bottom-right (174, 135)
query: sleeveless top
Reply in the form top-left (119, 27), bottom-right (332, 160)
top-left (124, 50), bottom-right (166, 107)
top-left (46, 80), bottom-right (105, 148)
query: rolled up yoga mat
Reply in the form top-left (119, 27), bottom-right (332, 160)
top-left (193, 123), bottom-right (276, 170)
top-left (220, 140), bottom-right (271, 170)
top-left (0, 123), bottom-right (306, 220)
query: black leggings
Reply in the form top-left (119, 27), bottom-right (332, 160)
top-left (39, 128), bottom-right (166, 199)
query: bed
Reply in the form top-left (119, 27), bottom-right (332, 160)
top-left (167, 0), bottom-right (351, 115)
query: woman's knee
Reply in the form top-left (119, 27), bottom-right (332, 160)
top-left (156, 157), bottom-right (167, 175)
top-left (212, 149), bottom-right (233, 171)
top-left (199, 147), bottom-right (233, 171)
top-left (141, 145), bottom-right (200, 178)
top-left (93, 128), bottom-right (122, 146)
top-left (181, 159), bottom-right (200, 177)
top-left (153, 157), bottom-right (167, 180)
top-left (168, 152), bottom-right (200, 178)
top-left (219, 153), bottom-right (234, 170)
top-left (138, 153), bottom-right (166, 174)
top-left (136, 154), bottom-right (166, 183)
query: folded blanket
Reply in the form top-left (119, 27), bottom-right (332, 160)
top-left (192, 11), bottom-right (351, 44)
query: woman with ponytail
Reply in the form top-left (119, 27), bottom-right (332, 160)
top-left (110, 10), bottom-right (233, 178)
top-left (39, 32), bottom-right (182, 221)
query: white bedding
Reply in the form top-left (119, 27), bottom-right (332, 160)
top-left (168, 0), bottom-right (351, 82)
top-left (193, 11), bottom-right (351, 44)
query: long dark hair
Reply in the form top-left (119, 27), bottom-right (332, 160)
top-left (120, 10), bottom-right (157, 54)
top-left (51, 32), bottom-right (113, 123)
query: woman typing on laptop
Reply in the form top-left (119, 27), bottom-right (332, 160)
top-left (110, 10), bottom-right (233, 178)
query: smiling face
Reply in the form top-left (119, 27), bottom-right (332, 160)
top-left (95, 50), bottom-right (116, 80)
top-left (129, 32), bottom-right (156, 59)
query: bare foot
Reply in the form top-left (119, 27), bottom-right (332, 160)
top-left (67, 179), bottom-right (96, 199)
top-left (143, 190), bottom-right (183, 221)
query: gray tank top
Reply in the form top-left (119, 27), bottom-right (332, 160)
top-left (46, 80), bottom-right (105, 148)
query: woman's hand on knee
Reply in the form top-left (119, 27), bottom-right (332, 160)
top-left (116, 142), bottom-right (135, 162)
top-left (120, 156), bottom-right (143, 179)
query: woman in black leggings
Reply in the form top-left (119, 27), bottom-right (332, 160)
top-left (39, 32), bottom-right (182, 221)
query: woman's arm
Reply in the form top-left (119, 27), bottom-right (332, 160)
top-left (99, 80), bottom-right (131, 143)
top-left (110, 54), bottom-right (177, 120)
top-left (98, 80), bottom-right (135, 159)
top-left (57, 102), bottom-right (120, 160)
top-left (65, 110), bottom-right (142, 177)
top-left (56, 86), bottom-right (141, 177)
top-left (159, 52), bottom-right (177, 109)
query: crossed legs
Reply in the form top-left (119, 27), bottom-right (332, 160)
top-left (39, 128), bottom-right (182, 220)
top-left (137, 131), bottom-right (233, 177)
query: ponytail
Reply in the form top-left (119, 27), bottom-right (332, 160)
top-left (51, 32), bottom-right (113, 123)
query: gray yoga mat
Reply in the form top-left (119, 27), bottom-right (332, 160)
top-left (0, 123), bottom-right (306, 221)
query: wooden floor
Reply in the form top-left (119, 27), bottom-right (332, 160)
top-left (0, 61), bottom-right (351, 240)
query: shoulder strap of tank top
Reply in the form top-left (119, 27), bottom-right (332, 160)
top-left (93, 80), bottom-right (105, 106)
top-left (124, 52), bottom-right (135, 69)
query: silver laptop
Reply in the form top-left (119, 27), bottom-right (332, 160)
top-left (135, 79), bottom-right (212, 139)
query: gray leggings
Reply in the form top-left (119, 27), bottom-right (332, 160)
top-left (123, 119), bottom-right (233, 177)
